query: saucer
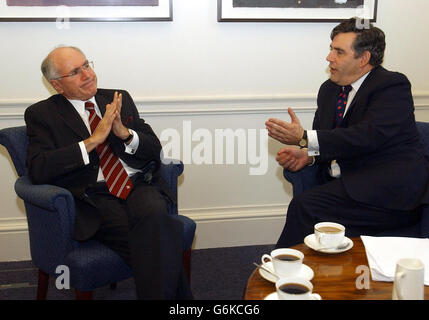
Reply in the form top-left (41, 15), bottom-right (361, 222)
top-left (264, 292), bottom-right (279, 300)
top-left (264, 291), bottom-right (322, 300)
top-left (258, 261), bottom-right (314, 283)
top-left (304, 234), bottom-right (353, 254)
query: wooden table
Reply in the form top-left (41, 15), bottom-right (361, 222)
top-left (244, 237), bottom-right (429, 300)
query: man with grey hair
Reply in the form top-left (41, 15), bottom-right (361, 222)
top-left (25, 46), bottom-right (192, 299)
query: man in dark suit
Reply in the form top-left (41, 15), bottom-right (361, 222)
top-left (266, 18), bottom-right (429, 247)
top-left (25, 46), bottom-right (192, 299)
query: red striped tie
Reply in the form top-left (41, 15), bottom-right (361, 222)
top-left (85, 102), bottom-right (133, 200)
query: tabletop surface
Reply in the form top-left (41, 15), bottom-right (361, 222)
top-left (244, 237), bottom-right (429, 300)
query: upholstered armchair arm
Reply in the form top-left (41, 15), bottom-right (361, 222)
top-left (15, 176), bottom-right (75, 213)
top-left (158, 160), bottom-right (194, 249)
top-left (160, 160), bottom-right (184, 216)
top-left (14, 175), bottom-right (76, 274)
top-left (283, 164), bottom-right (320, 198)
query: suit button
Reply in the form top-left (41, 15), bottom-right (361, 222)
top-left (92, 165), bottom-right (98, 170)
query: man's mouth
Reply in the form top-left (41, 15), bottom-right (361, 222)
top-left (81, 79), bottom-right (94, 88)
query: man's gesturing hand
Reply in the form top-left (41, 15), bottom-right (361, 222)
top-left (110, 92), bottom-right (130, 140)
top-left (276, 147), bottom-right (313, 172)
top-left (265, 108), bottom-right (304, 145)
top-left (84, 92), bottom-right (121, 153)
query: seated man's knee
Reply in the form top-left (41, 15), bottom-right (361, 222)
top-left (126, 191), bottom-right (169, 226)
top-left (287, 191), bottom-right (316, 221)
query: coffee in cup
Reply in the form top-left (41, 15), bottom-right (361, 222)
top-left (261, 248), bottom-right (304, 277)
top-left (276, 277), bottom-right (321, 300)
top-left (314, 222), bottom-right (345, 249)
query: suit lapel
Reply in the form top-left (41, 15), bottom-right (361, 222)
top-left (95, 92), bottom-right (108, 117)
top-left (323, 85), bottom-right (342, 129)
top-left (342, 93), bottom-right (359, 126)
top-left (342, 68), bottom-right (378, 126)
top-left (55, 95), bottom-right (90, 139)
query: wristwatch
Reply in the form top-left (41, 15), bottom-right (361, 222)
top-left (299, 130), bottom-right (308, 149)
top-left (121, 129), bottom-right (134, 144)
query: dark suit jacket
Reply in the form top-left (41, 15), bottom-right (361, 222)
top-left (313, 66), bottom-right (429, 211)
top-left (25, 89), bottom-right (171, 241)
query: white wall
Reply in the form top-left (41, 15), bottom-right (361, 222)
top-left (1, 0), bottom-right (428, 261)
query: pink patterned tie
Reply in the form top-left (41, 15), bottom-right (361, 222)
top-left (85, 102), bottom-right (133, 200)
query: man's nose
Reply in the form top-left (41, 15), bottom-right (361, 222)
top-left (80, 66), bottom-right (91, 79)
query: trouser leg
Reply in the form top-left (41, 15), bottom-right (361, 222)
top-left (276, 178), bottom-right (420, 248)
top-left (90, 184), bottom-right (192, 299)
top-left (125, 184), bottom-right (192, 300)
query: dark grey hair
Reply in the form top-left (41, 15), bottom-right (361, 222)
top-left (41, 46), bottom-right (85, 81)
top-left (331, 17), bottom-right (386, 67)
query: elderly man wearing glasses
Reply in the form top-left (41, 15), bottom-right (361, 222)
top-left (24, 46), bottom-right (192, 300)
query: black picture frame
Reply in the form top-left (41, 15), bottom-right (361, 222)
top-left (218, 0), bottom-right (378, 23)
top-left (0, 0), bottom-right (172, 22)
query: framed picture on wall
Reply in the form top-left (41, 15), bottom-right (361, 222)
top-left (218, 0), bottom-right (378, 22)
top-left (0, 0), bottom-right (172, 21)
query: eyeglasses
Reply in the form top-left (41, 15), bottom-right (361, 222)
top-left (53, 60), bottom-right (94, 80)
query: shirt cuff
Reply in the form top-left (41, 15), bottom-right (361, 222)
top-left (78, 141), bottom-right (90, 165)
top-left (307, 130), bottom-right (320, 157)
top-left (125, 129), bottom-right (139, 155)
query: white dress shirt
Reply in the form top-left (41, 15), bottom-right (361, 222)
top-left (68, 97), bottom-right (140, 181)
top-left (307, 71), bottom-right (370, 177)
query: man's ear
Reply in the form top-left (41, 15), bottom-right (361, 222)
top-left (360, 50), bottom-right (371, 68)
top-left (50, 80), bottom-right (63, 94)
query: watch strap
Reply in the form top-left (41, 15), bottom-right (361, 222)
top-left (121, 130), bottom-right (133, 143)
top-left (299, 130), bottom-right (308, 148)
top-left (302, 130), bottom-right (307, 140)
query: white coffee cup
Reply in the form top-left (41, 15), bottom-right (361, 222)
top-left (261, 248), bottom-right (303, 277)
top-left (392, 258), bottom-right (424, 300)
top-left (314, 222), bottom-right (345, 249)
top-left (276, 277), bottom-right (321, 300)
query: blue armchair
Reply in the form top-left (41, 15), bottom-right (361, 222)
top-left (283, 121), bottom-right (429, 238)
top-left (0, 125), bottom-right (196, 300)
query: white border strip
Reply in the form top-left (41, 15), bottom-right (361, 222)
top-left (0, 92), bottom-right (428, 118)
top-left (0, 218), bottom-right (28, 233)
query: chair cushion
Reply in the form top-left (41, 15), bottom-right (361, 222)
top-left (63, 214), bottom-right (195, 292)
top-left (64, 240), bottom-right (133, 291)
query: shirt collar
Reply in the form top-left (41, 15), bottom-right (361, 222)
top-left (68, 96), bottom-right (97, 115)
top-left (350, 70), bottom-right (371, 93)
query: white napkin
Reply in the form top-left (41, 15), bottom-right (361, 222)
top-left (360, 236), bottom-right (429, 286)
